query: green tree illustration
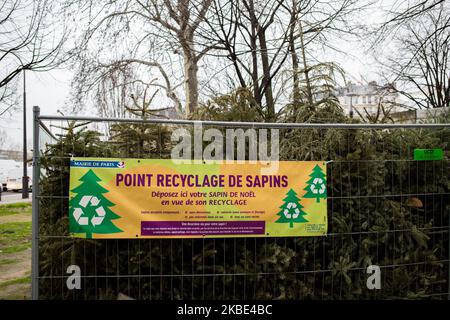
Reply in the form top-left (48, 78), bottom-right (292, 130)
top-left (69, 169), bottom-right (122, 238)
top-left (303, 164), bottom-right (327, 203)
top-left (275, 188), bottom-right (308, 228)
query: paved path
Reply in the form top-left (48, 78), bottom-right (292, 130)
top-left (0, 192), bottom-right (32, 204)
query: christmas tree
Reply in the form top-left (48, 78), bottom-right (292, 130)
top-left (275, 188), bottom-right (308, 228)
top-left (69, 169), bottom-right (122, 238)
top-left (303, 164), bottom-right (327, 203)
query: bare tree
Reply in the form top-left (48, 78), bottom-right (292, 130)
top-left (376, 0), bottom-right (448, 42)
top-left (201, 0), bottom-right (361, 120)
top-left (201, 0), bottom-right (287, 120)
top-left (94, 64), bottom-right (134, 119)
top-left (66, 0), bottom-right (212, 117)
top-left (0, 0), bottom-right (64, 116)
top-left (382, 8), bottom-right (449, 109)
top-left (65, 0), bottom-right (364, 121)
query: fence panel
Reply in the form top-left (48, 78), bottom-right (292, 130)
top-left (32, 109), bottom-right (450, 300)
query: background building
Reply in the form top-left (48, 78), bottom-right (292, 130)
top-left (336, 81), bottom-right (405, 119)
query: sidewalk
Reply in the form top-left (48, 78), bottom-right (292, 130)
top-left (0, 193), bottom-right (32, 205)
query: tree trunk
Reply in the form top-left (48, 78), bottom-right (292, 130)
top-left (183, 50), bottom-right (199, 117)
top-left (248, 1), bottom-right (261, 108)
top-left (181, 31), bottom-right (199, 117)
top-left (298, 20), bottom-right (313, 108)
top-left (258, 29), bottom-right (275, 121)
top-left (289, 1), bottom-right (300, 104)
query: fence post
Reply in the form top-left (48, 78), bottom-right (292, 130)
top-left (31, 105), bottom-right (40, 300)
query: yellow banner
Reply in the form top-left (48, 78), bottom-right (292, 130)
top-left (69, 158), bottom-right (327, 239)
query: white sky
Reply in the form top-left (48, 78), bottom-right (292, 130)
top-left (0, 0), bottom-right (402, 149)
top-left (2, 49), bottom-right (377, 150)
top-left (0, 68), bottom-right (72, 150)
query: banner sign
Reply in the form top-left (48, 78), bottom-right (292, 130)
top-left (69, 158), bottom-right (327, 239)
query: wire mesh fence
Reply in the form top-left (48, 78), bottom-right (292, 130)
top-left (32, 108), bottom-right (450, 300)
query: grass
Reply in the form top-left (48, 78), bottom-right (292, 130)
top-left (0, 221), bottom-right (32, 248)
top-left (0, 275), bottom-right (31, 289)
top-left (0, 203), bottom-right (32, 254)
top-left (0, 202), bottom-right (32, 300)
top-left (1, 243), bottom-right (31, 254)
top-left (0, 259), bottom-right (16, 265)
top-left (0, 203), bottom-right (32, 217)
top-left (0, 275), bottom-right (31, 300)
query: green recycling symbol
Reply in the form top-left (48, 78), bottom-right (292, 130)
top-left (283, 202), bottom-right (300, 219)
top-left (72, 195), bottom-right (106, 226)
top-left (309, 177), bottom-right (326, 195)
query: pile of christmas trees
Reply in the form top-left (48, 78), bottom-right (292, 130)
top-left (38, 101), bottom-right (450, 299)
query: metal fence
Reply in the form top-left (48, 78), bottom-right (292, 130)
top-left (32, 106), bottom-right (450, 300)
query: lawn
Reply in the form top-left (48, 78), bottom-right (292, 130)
top-left (0, 202), bottom-right (32, 216)
top-left (0, 202), bottom-right (32, 300)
